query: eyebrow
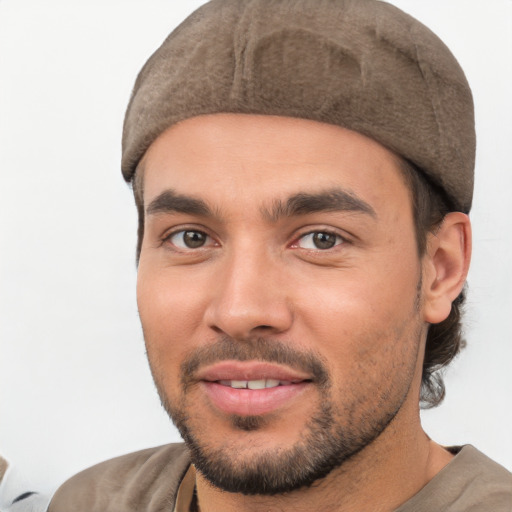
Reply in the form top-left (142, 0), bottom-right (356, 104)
top-left (264, 188), bottom-right (377, 222)
top-left (146, 189), bottom-right (213, 217)
top-left (146, 187), bottom-right (376, 221)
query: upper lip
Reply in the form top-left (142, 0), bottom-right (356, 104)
top-left (196, 361), bottom-right (312, 383)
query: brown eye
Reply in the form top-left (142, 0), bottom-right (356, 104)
top-left (170, 230), bottom-right (209, 249)
top-left (297, 231), bottom-right (343, 250)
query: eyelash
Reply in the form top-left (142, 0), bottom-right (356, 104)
top-left (291, 229), bottom-right (346, 251)
top-left (162, 228), bottom-right (216, 250)
top-left (162, 227), bottom-right (347, 253)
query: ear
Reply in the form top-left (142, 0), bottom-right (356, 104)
top-left (422, 212), bottom-right (472, 324)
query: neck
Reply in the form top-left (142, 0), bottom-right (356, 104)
top-left (195, 399), bottom-right (452, 512)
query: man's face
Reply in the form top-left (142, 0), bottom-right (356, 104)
top-left (137, 114), bottom-right (428, 494)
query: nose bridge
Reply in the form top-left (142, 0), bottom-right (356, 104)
top-left (205, 239), bottom-right (293, 339)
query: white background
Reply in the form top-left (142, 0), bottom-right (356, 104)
top-left (0, 0), bottom-right (511, 495)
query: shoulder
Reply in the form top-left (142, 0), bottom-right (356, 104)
top-left (451, 446), bottom-right (512, 510)
top-left (48, 443), bottom-right (191, 512)
top-left (397, 445), bottom-right (512, 512)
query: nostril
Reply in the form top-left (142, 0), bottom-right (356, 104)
top-left (205, 299), bottom-right (294, 339)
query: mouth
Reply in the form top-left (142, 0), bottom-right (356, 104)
top-left (217, 379), bottom-right (301, 389)
top-left (196, 361), bottom-right (313, 417)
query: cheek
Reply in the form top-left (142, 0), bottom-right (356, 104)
top-left (298, 260), bottom-right (420, 330)
top-left (137, 266), bottom-right (207, 337)
top-left (136, 267), bottom-right (210, 393)
top-left (304, 290), bottom-right (422, 413)
top-left (292, 259), bottom-right (422, 375)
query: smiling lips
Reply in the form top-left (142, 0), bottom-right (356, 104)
top-left (197, 361), bottom-right (312, 416)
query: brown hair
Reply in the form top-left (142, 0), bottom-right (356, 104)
top-left (133, 165), bottom-right (145, 262)
top-left (398, 159), bottom-right (466, 409)
top-left (131, 157), bottom-right (466, 409)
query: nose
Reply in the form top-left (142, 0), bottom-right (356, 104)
top-left (204, 248), bottom-right (294, 340)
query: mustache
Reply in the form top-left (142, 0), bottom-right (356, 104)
top-left (180, 336), bottom-right (330, 389)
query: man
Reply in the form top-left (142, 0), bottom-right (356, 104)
top-left (49, 0), bottom-right (512, 510)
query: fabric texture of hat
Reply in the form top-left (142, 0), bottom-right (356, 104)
top-left (122, 0), bottom-right (475, 212)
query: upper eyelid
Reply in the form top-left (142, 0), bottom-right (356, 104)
top-left (161, 227), bottom-right (218, 251)
top-left (291, 230), bottom-right (345, 249)
top-left (162, 225), bottom-right (213, 240)
top-left (159, 225), bottom-right (351, 247)
top-left (291, 226), bottom-right (349, 243)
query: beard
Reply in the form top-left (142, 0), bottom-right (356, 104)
top-left (150, 336), bottom-right (416, 496)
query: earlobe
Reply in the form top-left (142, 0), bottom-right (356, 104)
top-left (422, 212), bottom-right (472, 324)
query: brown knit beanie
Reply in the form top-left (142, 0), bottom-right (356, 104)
top-left (122, 0), bottom-right (475, 212)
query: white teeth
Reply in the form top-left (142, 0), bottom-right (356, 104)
top-left (218, 379), bottom-right (290, 389)
top-left (247, 379), bottom-right (266, 390)
top-left (230, 380), bottom-right (248, 389)
top-left (265, 379), bottom-right (280, 388)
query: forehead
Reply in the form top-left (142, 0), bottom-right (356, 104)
top-left (140, 113), bottom-right (411, 216)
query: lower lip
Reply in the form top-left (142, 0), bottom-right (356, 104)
top-left (202, 381), bottom-right (310, 416)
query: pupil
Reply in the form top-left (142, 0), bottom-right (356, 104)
top-left (313, 232), bottom-right (336, 249)
top-left (184, 231), bottom-right (206, 248)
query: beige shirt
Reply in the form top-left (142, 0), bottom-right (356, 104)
top-left (49, 444), bottom-right (512, 512)
top-left (171, 446), bottom-right (512, 512)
